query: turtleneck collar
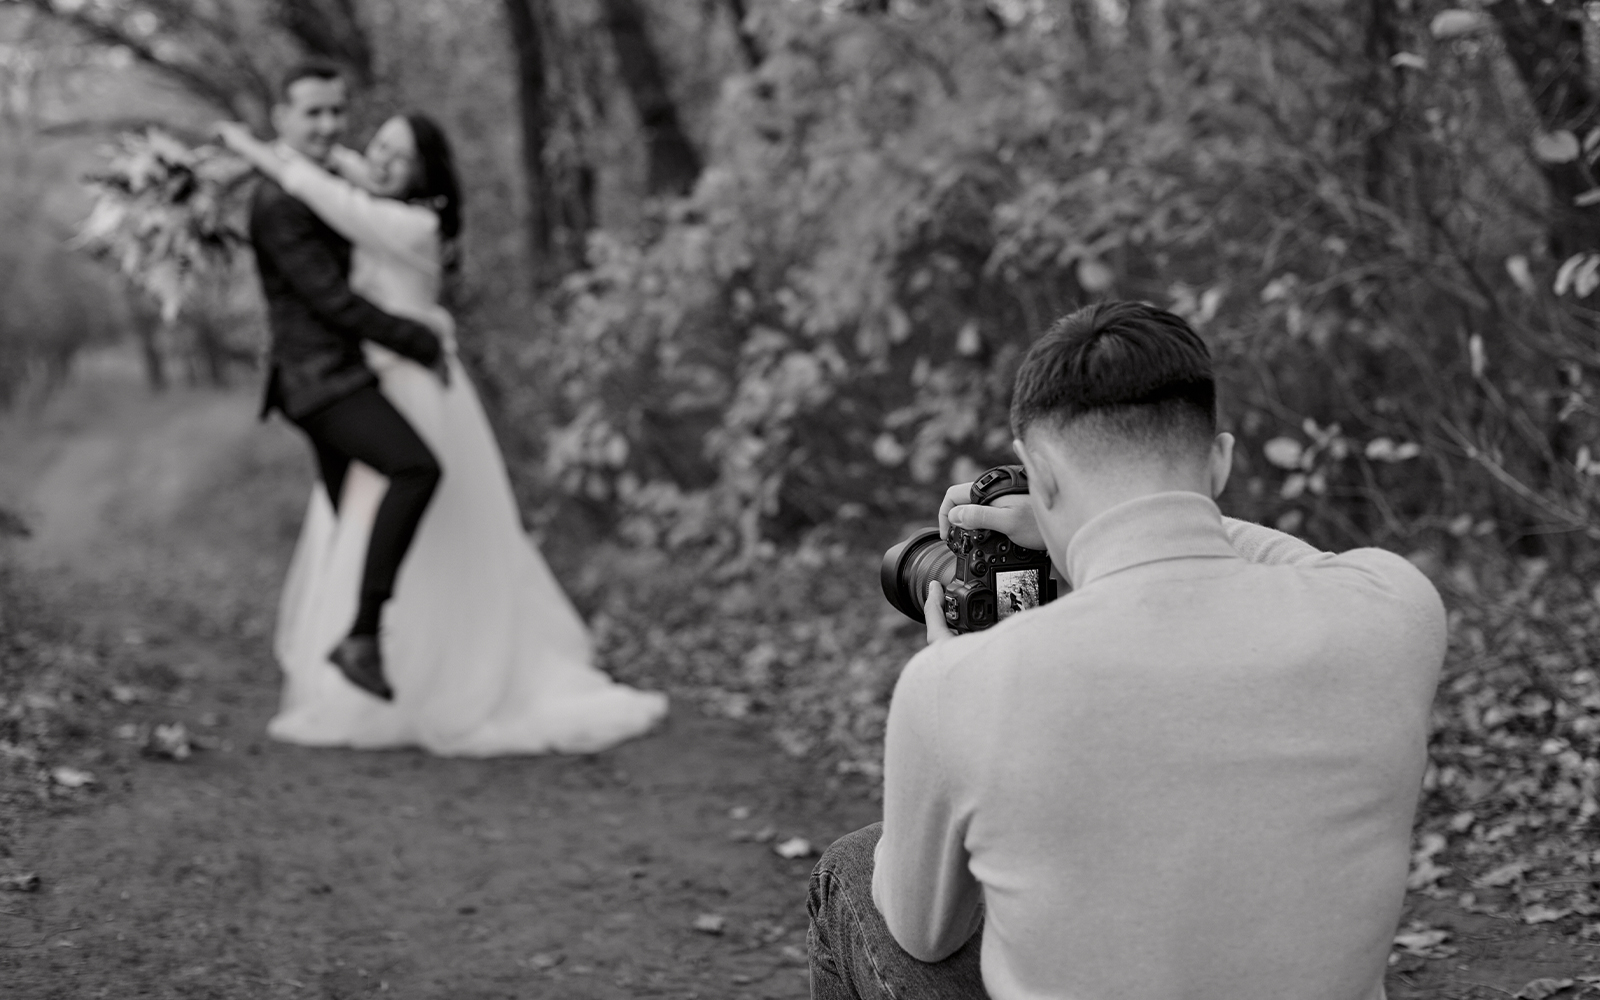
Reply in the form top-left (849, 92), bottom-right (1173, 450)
top-left (1063, 491), bottom-right (1238, 588)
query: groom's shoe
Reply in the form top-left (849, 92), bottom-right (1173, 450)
top-left (329, 635), bottom-right (394, 702)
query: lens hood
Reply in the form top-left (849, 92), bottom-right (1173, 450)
top-left (880, 527), bottom-right (945, 624)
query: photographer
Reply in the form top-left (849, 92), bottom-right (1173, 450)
top-left (807, 302), bottom-right (1446, 1000)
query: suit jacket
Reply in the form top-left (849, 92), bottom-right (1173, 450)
top-left (248, 176), bottom-right (442, 421)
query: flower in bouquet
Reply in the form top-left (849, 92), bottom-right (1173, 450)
top-left (73, 129), bottom-right (256, 322)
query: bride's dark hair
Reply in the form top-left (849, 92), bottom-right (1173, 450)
top-left (402, 113), bottom-right (462, 255)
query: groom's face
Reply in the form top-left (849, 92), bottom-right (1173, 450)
top-left (273, 76), bottom-right (348, 162)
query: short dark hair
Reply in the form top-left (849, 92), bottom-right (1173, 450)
top-left (277, 60), bottom-right (345, 102)
top-left (1009, 301), bottom-right (1216, 454)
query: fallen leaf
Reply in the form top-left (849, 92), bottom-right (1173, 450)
top-left (1522, 904), bottom-right (1571, 925)
top-left (51, 766), bottom-right (96, 789)
top-left (775, 837), bottom-right (815, 859)
top-left (1515, 978), bottom-right (1575, 1000)
top-left (144, 722), bottom-right (193, 761)
top-left (1475, 860), bottom-right (1529, 887)
top-left (0, 872), bottom-right (41, 892)
top-left (528, 951), bottom-right (565, 970)
top-left (1393, 922), bottom-right (1454, 958)
top-left (692, 913), bottom-right (726, 935)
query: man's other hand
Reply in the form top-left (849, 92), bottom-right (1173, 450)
top-left (924, 580), bottom-right (955, 644)
top-left (939, 482), bottom-right (1046, 550)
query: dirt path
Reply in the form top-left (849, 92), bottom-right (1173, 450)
top-left (0, 353), bottom-right (875, 999)
top-left (3, 352), bottom-right (1594, 1000)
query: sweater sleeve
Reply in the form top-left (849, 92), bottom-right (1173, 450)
top-left (279, 157), bottom-right (440, 273)
top-left (1225, 516), bottom-right (1447, 669)
top-left (872, 646), bottom-right (984, 962)
top-left (250, 189), bottom-right (443, 366)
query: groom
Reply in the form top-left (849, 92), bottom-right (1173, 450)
top-left (249, 60), bottom-right (448, 702)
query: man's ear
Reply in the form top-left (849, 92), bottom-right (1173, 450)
top-left (1015, 435), bottom-right (1060, 510)
top-left (1208, 432), bottom-right (1235, 499)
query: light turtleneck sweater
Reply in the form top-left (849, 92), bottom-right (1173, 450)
top-left (872, 491), bottom-right (1446, 1000)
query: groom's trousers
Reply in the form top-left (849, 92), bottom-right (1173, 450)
top-left (293, 385), bottom-right (441, 635)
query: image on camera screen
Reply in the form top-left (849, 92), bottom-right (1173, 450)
top-left (995, 569), bottom-right (1043, 620)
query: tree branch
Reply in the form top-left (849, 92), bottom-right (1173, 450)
top-left (14, 0), bottom-right (251, 117)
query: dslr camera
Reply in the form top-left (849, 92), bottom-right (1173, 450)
top-left (880, 465), bottom-right (1058, 633)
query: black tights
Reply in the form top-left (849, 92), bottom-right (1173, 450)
top-left (294, 386), bottom-right (441, 637)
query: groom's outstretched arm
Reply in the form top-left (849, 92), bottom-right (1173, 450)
top-left (252, 189), bottom-right (443, 367)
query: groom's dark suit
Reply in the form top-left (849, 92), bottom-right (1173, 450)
top-left (249, 174), bottom-right (443, 639)
top-left (251, 177), bottom-right (441, 420)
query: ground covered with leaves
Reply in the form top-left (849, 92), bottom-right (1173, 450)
top-left (1401, 561), bottom-right (1600, 956)
top-left (0, 566), bottom-right (190, 873)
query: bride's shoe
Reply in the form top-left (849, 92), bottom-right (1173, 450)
top-left (328, 635), bottom-right (394, 701)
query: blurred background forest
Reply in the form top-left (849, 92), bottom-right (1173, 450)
top-left (2, 0), bottom-right (1599, 928)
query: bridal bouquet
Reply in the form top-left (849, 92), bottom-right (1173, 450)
top-left (74, 128), bottom-right (255, 321)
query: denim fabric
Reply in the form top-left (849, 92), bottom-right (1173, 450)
top-left (807, 823), bottom-right (988, 1000)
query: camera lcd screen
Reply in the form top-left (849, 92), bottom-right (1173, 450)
top-left (995, 568), bottom-right (1044, 620)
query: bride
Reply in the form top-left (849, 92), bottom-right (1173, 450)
top-left (219, 114), bottom-right (668, 756)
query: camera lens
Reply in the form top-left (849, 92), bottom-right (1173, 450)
top-left (880, 527), bottom-right (957, 624)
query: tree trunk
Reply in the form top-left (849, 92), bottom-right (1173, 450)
top-left (598, 0), bottom-right (702, 197)
top-left (502, 0), bottom-right (593, 286)
top-left (1490, 0), bottom-right (1600, 259)
top-left (1068, 0), bottom-right (1099, 63)
top-left (724, 0), bottom-right (764, 68)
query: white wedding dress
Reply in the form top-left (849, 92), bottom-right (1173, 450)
top-left (268, 153), bottom-right (667, 755)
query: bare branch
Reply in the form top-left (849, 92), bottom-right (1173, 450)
top-left (12, 0), bottom-right (251, 117)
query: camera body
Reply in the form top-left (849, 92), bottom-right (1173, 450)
top-left (880, 465), bottom-right (1058, 634)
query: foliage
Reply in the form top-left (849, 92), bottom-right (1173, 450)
top-left (528, 0), bottom-right (1600, 944)
top-left (529, 0), bottom-right (1600, 575)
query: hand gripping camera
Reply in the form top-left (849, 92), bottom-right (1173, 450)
top-left (880, 465), bottom-right (1058, 633)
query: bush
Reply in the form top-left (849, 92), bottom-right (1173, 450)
top-left (524, 1), bottom-right (1597, 580)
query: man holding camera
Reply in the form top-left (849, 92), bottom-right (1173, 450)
top-left (808, 301), bottom-right (1446, 1000)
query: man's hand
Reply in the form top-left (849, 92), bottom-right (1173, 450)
top-left (938, 482), bottom-right (1046, 550)
top-left (923, 580), bottom-right (955, 645)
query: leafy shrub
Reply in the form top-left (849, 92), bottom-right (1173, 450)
top-left (525, 1), bottom-right (1598, 578)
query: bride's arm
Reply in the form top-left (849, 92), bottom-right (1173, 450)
top-left (275, 157), bottom-right (441, 272)
top-left (216, 123), bottom-right (436, 267)
top-left (215, 122), bottom-right (291, 183)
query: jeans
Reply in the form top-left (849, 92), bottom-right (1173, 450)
top-left (294, 385), bottom-right (441, 635)
top-left (807, 824), bottom-right (988, 1000)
